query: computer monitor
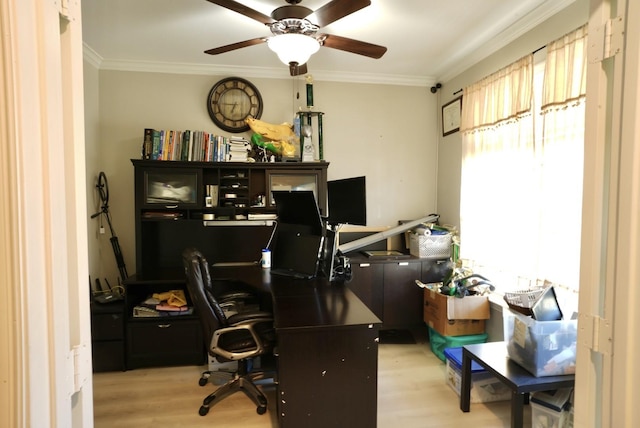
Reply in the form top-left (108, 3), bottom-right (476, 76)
top-left (269, 190), bottom-right (325, 279)
top-left (272, 190), bottom-right (324, 235)
top-left (327, 176), bottom-right (367, 226)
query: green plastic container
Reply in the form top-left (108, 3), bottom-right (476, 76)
top-left (428, 326), bottom-right (488, 362)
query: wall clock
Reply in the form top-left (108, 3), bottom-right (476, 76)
top-left (207, 77), bottom-right (263, 133)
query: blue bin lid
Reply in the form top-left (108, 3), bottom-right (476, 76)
top-left (443, 347), bottom-right (485, 372)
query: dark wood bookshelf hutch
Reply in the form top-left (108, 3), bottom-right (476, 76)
top-left (122, 159), bottom-right (329, 369)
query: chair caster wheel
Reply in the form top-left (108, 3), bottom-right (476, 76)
top-left (198, 377), bottom-right (208, 386)
top-left (256, 405), bottom-right (267, 415)
top-left (199, 406), bottom-right (209, 416)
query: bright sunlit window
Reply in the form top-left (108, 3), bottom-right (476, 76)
top-left (458, 26), bottom-right (587, 311)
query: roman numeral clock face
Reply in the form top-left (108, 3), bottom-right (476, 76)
top-left (207, 77), bottom-right (263, 133)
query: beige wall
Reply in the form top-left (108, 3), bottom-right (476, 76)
top-left (84, 60), bottom-right (106, 291)
top-left (87, 70), bottom-right (437, 281)
top-left (436, 0), bottom-right (591, 229)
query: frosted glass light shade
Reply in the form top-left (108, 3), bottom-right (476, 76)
top-left (267, 34), bottom-right (320, 66)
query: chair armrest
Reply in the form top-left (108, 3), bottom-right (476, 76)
top-left (218, 291), bottom-right (256, 302)
top-left (227, 311), bottom-right (272, 324)
top-left (210, 317), bottom-right (274, 361)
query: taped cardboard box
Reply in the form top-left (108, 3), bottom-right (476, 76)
top-left (423, 289), bottom-right (490, 336)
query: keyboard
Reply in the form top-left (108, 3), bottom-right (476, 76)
top-left (270, 268), bottom-right (314, 280)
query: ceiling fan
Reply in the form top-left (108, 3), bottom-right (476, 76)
top-left (204, 0), bottom-right (387, 76)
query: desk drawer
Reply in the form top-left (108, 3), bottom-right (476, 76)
top-left (126, 318), bottom-right (205, 368)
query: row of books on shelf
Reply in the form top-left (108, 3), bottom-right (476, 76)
top-left (142, 128), bottom-right (251, 162)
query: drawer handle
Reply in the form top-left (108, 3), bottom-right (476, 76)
top-left (164, 204), bottom-right (178, 209)
top-left (358, 263), bottom-right (371, 267)
top-left (157, 324), bottom-right (172, 328)
top-left (398, 262), bottom-right (409, 266)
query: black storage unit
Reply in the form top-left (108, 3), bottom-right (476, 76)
top-left (91, 301), bottom-right (125, 372)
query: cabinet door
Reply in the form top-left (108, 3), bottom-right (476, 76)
top-left (382, 261), bottom-right (422, 329)
top-left (137, 167), bottom-right (202, 209)
top-left (348, 262), bottom-right (384, 320)
top-left (266, 169), bottom-right (327, 216)
top-left (277, 326), bottom-right (378, 428)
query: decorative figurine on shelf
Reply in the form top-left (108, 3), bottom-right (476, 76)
top-left (301, 125), bottom-right (315, 162)
top-left (306, 75), bottom-right (314, 109)
top-left (246, 117), bottom-right (299, 160)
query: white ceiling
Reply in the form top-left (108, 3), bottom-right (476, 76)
top-left (81, 0), bottom-right (575, 86)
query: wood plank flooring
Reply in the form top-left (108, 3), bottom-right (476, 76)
top-left (93, 331), bottom-right (530, 427)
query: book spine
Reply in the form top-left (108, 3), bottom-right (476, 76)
top-left (151, 130), bottom-right (161, 160)
top-left (181, 130), bottom-right (190, 161)
top-left (158, 130), bottom-right (165, 160)
top-left (142, 128), bottom-right (153, 159)
top-left (188, 131), bottom-right (194, 161)
top-left (167, 130), bottom-right (174, 161)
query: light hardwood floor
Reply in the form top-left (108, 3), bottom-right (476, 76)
top-left (93, 332), bottom-right (530, 427)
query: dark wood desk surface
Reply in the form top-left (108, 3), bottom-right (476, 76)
top-left (461, 341), bottom-right (575, 428)
top-left (211, 265), bottom-right (382, 330)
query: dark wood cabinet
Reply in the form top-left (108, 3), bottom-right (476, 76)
top-left (383, 260), bottom-right (423, 329)
top-left (277, 325), bottom-right (379, 428)
top-left (126, 160), bottom-right (329, 369)
top-left (123, 276), bottom-right (205, 369)
top-left (347, 256), bottom-right (450, 329)
top-left (348, 262), bottom-right (384, 320)
top-left (91, 301), bottom-right (125, 372)
top-left (131, 160), bottom-right (329, 279)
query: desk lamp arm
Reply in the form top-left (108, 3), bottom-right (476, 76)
top-left (336, 214), bottom-right (440, 254)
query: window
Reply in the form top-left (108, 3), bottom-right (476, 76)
top-left (459, 26), bottom-right (587, 312)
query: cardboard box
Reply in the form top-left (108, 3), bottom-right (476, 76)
top-left (423, 289), bottom-right (490, 336)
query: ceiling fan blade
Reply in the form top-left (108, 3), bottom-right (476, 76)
top-left (204, 38), bottom-right (267, 55)
top-left (206, 0), bottom-right (273, 25)
top-left (319, 34), bottom-right (387, 59)
top-left (289, 62), bottom-right (308, 76)
top-left (312, 0), bottom-right (371, 27)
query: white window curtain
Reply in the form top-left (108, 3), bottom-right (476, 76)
top-left (537, 25), bottom-right (587, 293)
top-left (459, 56), bottom-right (538, 289)
top-left (459, 25), bottom-right (587, 299)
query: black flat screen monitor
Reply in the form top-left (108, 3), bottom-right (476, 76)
top-left (272, 190), bottom-right (324, 236)
top-left (327, 176), bottom-right (367, 226)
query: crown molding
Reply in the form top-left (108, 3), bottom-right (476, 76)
top-left (87, 55), bottom-right (432, 87)
top-left (83, 43), bottom-right (102, 69)
top-left (436, 0), bottom-right (576, 82)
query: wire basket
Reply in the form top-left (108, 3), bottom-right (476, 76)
top-left (409, 232), bottom-right (452, 259)
top-left (503, 288), bottom-right (546, 317)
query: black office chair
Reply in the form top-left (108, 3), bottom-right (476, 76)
top-left (182, 248), bottom-right (276, 417)
top-left (200, 254), bottom-right (261, 315)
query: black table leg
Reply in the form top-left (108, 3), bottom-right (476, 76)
top-left (460, 348), bottom-right (472, 412)
top-left (510, 390), bottom-right (526, 428)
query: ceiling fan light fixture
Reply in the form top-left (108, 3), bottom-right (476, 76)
top-left (267, 33), bottom-right (320, 66)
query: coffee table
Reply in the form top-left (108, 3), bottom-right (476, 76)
top-left (460, 341), bottom-right (575, 428)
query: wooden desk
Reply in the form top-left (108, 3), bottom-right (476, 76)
top-left (460, 342), bottom-right (575, 428)
top-left (212, 266), bottom-right (382, 428)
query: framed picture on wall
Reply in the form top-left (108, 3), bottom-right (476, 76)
top-left (442, 96), bottom-right (462, 136)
